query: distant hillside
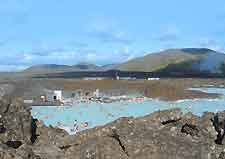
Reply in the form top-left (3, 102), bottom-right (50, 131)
top-left (72, 62), bottom-right (100, 70)
top-left (101, 64), bottom-right (119, 71)
top-left (23, 63), bottom-right (100, 75)
top-left (22, 48), bottom-right (225, 76)
top-left (117, 48), bottom-right (225, 74)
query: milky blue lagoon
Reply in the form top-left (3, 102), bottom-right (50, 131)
top-left (31, 88), bottom-right (225, 134)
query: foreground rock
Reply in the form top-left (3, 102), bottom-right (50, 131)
top-left (0, 99), bottom-right (224, 159)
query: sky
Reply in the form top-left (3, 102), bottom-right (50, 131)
top-left (1, 0), bottom-right (225, 71)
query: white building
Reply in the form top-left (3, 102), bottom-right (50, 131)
top-left (23, 99), bottom-right (33, 104)
top-left (83, 77), bottom-right (106, 80)
top-left (46, 90), bottom-right (63, 101)
top-left (147, 77), bottom-right (160, 81)
top-left (53, 90), bottom-right (62, 101)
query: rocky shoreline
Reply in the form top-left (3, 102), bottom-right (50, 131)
top-left (0, 97), bottom-right (224, 159)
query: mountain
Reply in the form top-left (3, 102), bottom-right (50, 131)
top-left (23, 48), bottom-right (225, 76)
top-left (100, 64), bottom-right (119, 71)
top-left (23, 63), bottom-right (100, 75)
top-left (72, 62), bottom-right (100, 70)
top-left (117, 48), bottom-right (225, 74)
top-left (24, 64), bottom-right (73, 74)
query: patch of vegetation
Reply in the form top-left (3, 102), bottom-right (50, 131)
top-left (155, 60), bottom-right (199, 74)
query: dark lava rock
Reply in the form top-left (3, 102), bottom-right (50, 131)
top-left (0, 98), bottom-right (224, 159)
top-left (62, 109), bottom-right (224, 159)
top-left (0, 97), bottom-right (32, 144)
top-left (218, 152), bottom-right (225, 159)
top-left (0, 143), bottom-right (42, 159)
top-left (181, 123), bottom-right (199, 136)
top-left (211, 112), bottom-right (225, 145)
top-left (5, 141), bottom-right (23, 149)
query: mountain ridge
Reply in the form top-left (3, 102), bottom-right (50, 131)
top-left (23, 48), bottom-right (225, 75)
top-left (117, 48), bottom-right (225, 73)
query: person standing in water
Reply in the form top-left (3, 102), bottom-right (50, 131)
top-left (74, 120), bottom-right (78, 128)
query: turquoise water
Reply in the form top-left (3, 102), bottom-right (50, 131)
top-left (31, 88), bottom-right (225, 134)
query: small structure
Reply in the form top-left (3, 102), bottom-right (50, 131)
top-left (40, 95), bottom-right (47, 102)
top-left (93, 89), bottom-right (100, 97)
top-left (83, 77), bottom-right (106, 80)
top-left (53, 90), bottom-right (62, 101)
top-left (46, 90), bottom-right (63, 102)
top-left (147, 77), bottom-right (160, 81)
top-left (24, 99), bottom-right (33, 104)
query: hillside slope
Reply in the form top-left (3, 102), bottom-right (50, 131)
top-left (23, 63), bottom-right (100, 75)
top-left (22, 48), bottom-right (225, 76)
top-left (117, 48), bottom-right (225, 73)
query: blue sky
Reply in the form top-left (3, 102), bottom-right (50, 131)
top-left (1, 0), bottom-right (225, 71)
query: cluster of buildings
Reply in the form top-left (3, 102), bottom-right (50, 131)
top-left (25, 89), bottom-right (101, 106)
top-left (80, 75), bottom-right (160, 81)
top-left (41, 90), bottom-right (63, 102)
top-left (25, 87), bottom-right (147, 106)
top-left (24, 90), bottom-right (64, 105)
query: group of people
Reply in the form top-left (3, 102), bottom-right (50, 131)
top-left (56, 120), bottom-right (89, 133)
top-left (70, 120), bottom-right (89, 133)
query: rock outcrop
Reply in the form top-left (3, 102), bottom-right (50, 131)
top-left (0, 98), bottom-right (224, 159)
top-left (0, 97), bottom-right (32, 145)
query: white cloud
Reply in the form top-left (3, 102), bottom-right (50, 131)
top-left (0, 42), bottom-right (140, 71)
top-left (87, 19), bottom-right (133, 44)
top-left (123, 46), bottom-right (129, 54)
top-left (0, 64), bottom-right (27, 72)
top-left (23, 53), bottom-right (33, 61)
top-left (156, 24), bottom-right (180, 42)
top-left (86, 53), bottom-right (98, 62)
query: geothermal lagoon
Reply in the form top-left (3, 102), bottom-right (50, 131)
top-left (31, 87), bottom-right (225, 134)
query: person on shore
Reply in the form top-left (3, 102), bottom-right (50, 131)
top-left (57, 121), bottom-right (62, 126)
top-left (76, 125), bottom-right (80, 132)
top-left (84, 122), bottom-right (88, 128)
top-left (188, 105), bottom-right (192, 110)
top-left (74, 120), bottom-right (78, 128)
top-left (81, 122), bottom-right (89, 128)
